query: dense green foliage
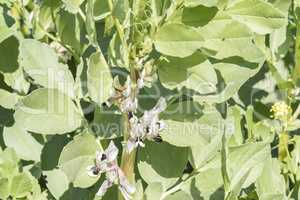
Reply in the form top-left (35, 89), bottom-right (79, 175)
top-left (0, 0), bottom-right (300, 199)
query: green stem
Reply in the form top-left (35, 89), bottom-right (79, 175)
top-left (120, 113), bottom-right (136, 182)
top-left (118, 113), bottom-right (136, 200)
top-left (106, 2), bottom-right (137, 199)
top-left (107, 0), bottom-right (131, 68)
top-left (278, 131), bottom-right (289, 161)
top-left (293, 22), bottom-right (300, 84)
top-left (160, 171), bottom-right (200, 200)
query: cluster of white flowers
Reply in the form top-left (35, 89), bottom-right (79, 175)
top-left (87, 142), bottom-right (135, 200)
top-left (89, 66), bottom-right (166, 197)
top-left (126, 97), bottom-right (167, 153)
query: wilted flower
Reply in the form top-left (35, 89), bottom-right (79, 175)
top-left (50, 41), bottom-right (72, 63)
top-left (126, 98), bottom-right (167, 153)
top-left (108, 77), bottom-right (138, 112)
top-left (137, 69), bottom-right (145, 89)
top-left (87, 141), bottom-right (135, 199)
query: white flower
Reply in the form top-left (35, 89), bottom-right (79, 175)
top-left (118, 168), bottom-right (136, 200)
top-left (125, 98), bottom-right (167, 153)
top-left (87, 141), bottom-right (135, 199)
top-left (95, 166), bottom-right (135, 199)
top-left (86, 141), bottom-right (119, 177)
top-left (120, 96), bottom-right (138, 113)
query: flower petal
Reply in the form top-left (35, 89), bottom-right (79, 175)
top-left (126, 138), bottom-right (137, 153)
top-left (118, 168), bottom-right (136, 195)
top-left (105, 141), bottom-right (119, 162)
top-left (96, 180), bottom-right (113, 197)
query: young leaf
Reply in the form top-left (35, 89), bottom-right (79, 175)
top-left (87, 51), bottom-right (112, 105)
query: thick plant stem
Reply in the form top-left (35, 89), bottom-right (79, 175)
top-left (118, 113), bottom-right (136, 200)
top-left (293, 22), bottom-right (300, 83)
top-left (120, 113), bottom-right (136, 183)
top-left (279, 131), bottom-right (289, 161)
top-left (106, 2), bottom-right (137, 199)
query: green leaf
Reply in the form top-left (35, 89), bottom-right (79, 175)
top-left (184, 0), bottom-right (219, 7)
top-left (198, 17), bottom-right (264, 62)
top-left (0, 7), bottom-right (15, 43)
top-left (15, 88), bottom-right (82, 135)
top-left (91, 106), bottom-right (122, 139)
top-left (94, 0), bottom-right (110, 20)
top-left (19, 39), bottom-right (75, 97)
top-left (161, 104), bottom-right (223, 147)
top-left (37, 0), bottom-right (61, 32)
top-left (255, 157), bottom-right (287, 200)
top-left (87, 52), bottom-right (112, 105)
top-left (194, 60), bottom-right (263, 103)
top-left (86, 0), bottom-right (98, 45)
top-left (154, 23), bottom-right (203, 57)
top-left (226, 0), bottom-right (286, 34)
top-left (44, 168), bottom-right (69, 199)
top-left (0, 89), bottom-right (18, 109)
top-left (41, 135), bottom-right (70, 170)
top-left (138, 141), bottom-right (188, 189)
top-left (182, 5), bottom-right (218, 27)
top-left (58, 133), bottom-right (100, 188)
top-left (3, 67), bottom-right (30, 95)
top-left (0, 148), bottom-right (19, 179)
top-left (0, 178), bottom-right (9, 199)
top-left (10, 173), bottom-right (33, 198)
top-left (182, 168), bottom-right (224, 199)
top-left (164, 191), bottom-right (192, 200)
top-left (0, 36), bottom-right (19, 73)
top-left (157, 51), bottom-right (217, 93)
top-left (62, 0), bottom-right (85, 14)
top-left (189, 133), bottom-right (223, 169)
top-left (3, 124), bottom-right (43, 161)
top-left (227, 142), bottom-right (270, 196)
top-left (112, 0), bottom-right (130, 24)
top-left (145, 182), bottom-right (164, 200)
top-left (56, 10), bottom-right (82, 54)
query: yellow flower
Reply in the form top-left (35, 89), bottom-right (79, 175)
top-left (270, 101), bottom-right (291, 120)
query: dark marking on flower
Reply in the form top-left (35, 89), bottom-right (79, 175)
top-left (101, 154), bottom-right (107, 161)
top-left (101, 102), bottom-right (108, 108)
top-left (93, 166), bottom-right (101, 175)
top-left (128, 111), bottom-right (133, 119)
top-left (145, 126), bottom-right (150, 133)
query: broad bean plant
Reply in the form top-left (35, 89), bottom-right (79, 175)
top-left (0, 0), bottom-right (300, 200)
